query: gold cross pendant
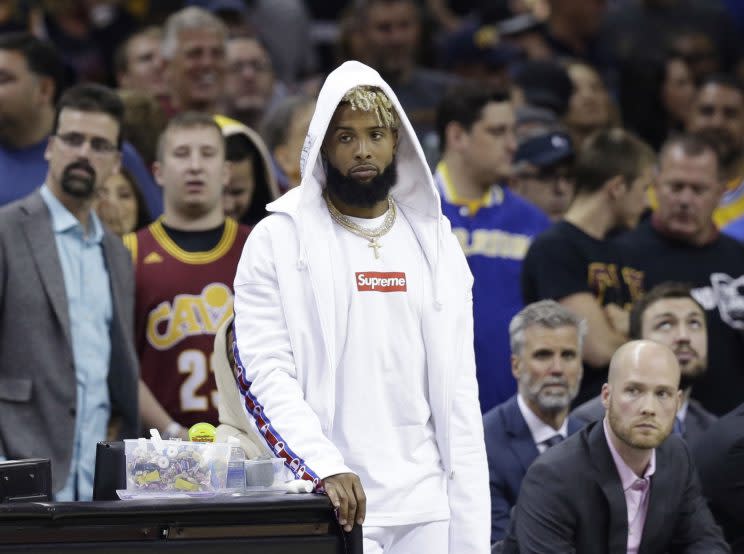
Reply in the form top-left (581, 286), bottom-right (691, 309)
top-left (368, 238), bottom-right (382, 259)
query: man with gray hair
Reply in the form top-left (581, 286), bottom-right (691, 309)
top-left (505, 341), bottom-right (728, 552)
top-left (161, 7), bottom-right (227, 115)
top-left (483, 300), bottom-right (586, 543)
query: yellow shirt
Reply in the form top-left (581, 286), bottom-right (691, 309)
top-left (436, 161), bottom-right (502, 216)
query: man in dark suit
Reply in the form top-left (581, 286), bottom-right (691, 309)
top-left (484, 300), bottom-right (586, 542)
top-left (572, 282), bottom-right (717, 443)
top-left (505, 340), bottom-right (728, 553)
top-left (0, 84), bottom-right (139, 500)
top-left (692, 403), bottom-right (744, 551)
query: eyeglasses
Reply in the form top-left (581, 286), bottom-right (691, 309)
top-left (230, 59), bottom-right (272, 74)
top-left (517, 166), bottom-right (574, 186)
top-left (55, 132), bottom-right (118, 155)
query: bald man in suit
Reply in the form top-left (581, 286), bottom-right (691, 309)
top-left (504, 341), bottom-right (728, 553)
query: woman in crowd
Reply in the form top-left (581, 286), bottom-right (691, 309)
top-left (96, 168), bottom-right (152, 236)
top-left (563, 61), bottom-right (617, 148)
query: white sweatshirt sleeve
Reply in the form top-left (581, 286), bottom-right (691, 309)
top-left (447, 265), bottom-right (491, 553)
top-left (232, 222), bottom-right (351, 484)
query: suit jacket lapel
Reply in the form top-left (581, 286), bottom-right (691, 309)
top-left (588, 422), bottom-right (629, 554)
top-left (21, 192), bottom-right (72, 348)
top-left (102, 232), bottom-right (124, 326)
top-left (638, 447), bottom-right (670, 554)
top-left (504, 397), bottom-right (540, 472)
top-left (567, 415), bottom-right (585, 435)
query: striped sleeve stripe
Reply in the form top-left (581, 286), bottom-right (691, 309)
top-left (232, 332), bottom-right (323, 491)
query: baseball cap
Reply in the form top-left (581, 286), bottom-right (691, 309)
top-left (440, 22), bottom-right (523, 70)
top-left (186, 0), bottom-right (248, 15)
top-left (515, 131), bottom-right (574, 168)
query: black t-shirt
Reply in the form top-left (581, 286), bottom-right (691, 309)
top-left (617, 219), bottom-right (744, 415)
top-left (522, 221), bottom-right (639, 404)
top-left (161, 221), bottom-right (225, 253)
top-left (523, 221), bottom-right (636, 307)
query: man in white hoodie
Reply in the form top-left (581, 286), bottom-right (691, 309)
top-left (232, 61), bottom-right (489, 553)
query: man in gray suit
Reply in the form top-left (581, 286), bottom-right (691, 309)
top-left (0, 83), bottom-right (139, 500)
top-left (572, 282), bottom-right (717, 442)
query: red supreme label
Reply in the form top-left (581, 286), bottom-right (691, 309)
top-left (355, 272), bottom-right (407, 292)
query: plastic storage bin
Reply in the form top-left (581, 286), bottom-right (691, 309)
top-left (124, 438), bottom-right (231, 494)
top-left (244, 458), bottom-right (285, 487)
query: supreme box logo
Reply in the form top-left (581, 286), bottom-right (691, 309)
top-left (355, 272), bottom-right (407, 292)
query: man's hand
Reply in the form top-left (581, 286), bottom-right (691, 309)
top-left (604, 303), bottom-right (630, 337)
top-left (322, 472), bottom-right (366, 533)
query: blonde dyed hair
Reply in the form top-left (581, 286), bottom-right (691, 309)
top-left (341, 85), bottom-right (399, 129)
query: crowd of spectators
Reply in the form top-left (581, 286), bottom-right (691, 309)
top-left (1, 0), bottom-right (744, 550)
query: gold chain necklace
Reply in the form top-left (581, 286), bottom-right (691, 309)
top-left (324, 194), bottom-right (396, 259)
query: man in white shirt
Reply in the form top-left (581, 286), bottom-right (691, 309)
top-left (231, 61), bottom-right (489, 553)
top-left (483, 300), bottom-right (586, 542)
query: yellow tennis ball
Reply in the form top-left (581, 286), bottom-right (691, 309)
top-left (188, 422), bottom-right (217, 443)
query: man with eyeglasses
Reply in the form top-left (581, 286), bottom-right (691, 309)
top-left (223, 34), bottom-right (287, 129)
top-left (0, 83), bottom-right (139, 501)
top-left (511, 129), bottom-right (576, 222)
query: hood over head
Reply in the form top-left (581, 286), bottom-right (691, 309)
top-left (214, 114), bottom-right (280, 225)
top-left (295, 61), bottom-right (442, 220)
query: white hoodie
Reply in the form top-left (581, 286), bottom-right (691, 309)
top-left (233, 61), bottom-right (489, 553)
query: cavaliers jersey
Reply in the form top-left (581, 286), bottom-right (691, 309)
top-left (123, 218), bottom-right (250, 428)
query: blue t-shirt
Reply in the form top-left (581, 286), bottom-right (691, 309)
top-left (0, 139), bottom-right (48, 206)
top-left (0, 139), bottom-right (162, 217)
top-left (435, 163), bottom-right (550, 412)
top-left (722, 216), bottom-right (744, 243)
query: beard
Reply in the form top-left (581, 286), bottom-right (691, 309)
top-left (60, 160), bottom-right (97, 198)
top-left (675, 349), bottom-right (707, 390)
top-left (607, 401), bottom-right (674, 450)
top-left (679, 367), bottom-right (706, 390)
top-left (520, 374), bottom-right (578, 414)
top-left (324, 157), bottom-right (397, 209)
top-left (695, 127), bottom-right (740, 167)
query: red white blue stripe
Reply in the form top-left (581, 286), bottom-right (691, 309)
top-left (232, 334), bottom-right (323, 491)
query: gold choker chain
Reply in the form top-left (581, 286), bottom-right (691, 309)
top-left (324, 194), bottom-right (396, 259)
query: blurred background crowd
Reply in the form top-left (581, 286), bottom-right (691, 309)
top-left (2, 1), bottom-right (744, 537)
top-left (2, 0), bottom-right (744, 221)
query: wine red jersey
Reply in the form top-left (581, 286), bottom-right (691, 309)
top-left (123, 218), bottom-right (250, 428)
